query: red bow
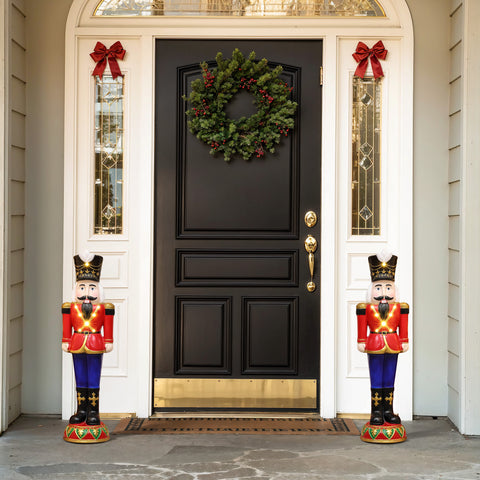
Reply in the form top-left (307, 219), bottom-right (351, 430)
top-left (90, 41), bottom-right (126, 79)
top-left (352, 41), bottom-right (388, 79)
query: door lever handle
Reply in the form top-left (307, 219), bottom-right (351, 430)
top-left (304, 235), bottom-right (317, 292)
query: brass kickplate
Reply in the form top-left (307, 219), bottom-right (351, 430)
top-left (154, 378), bottom-right (317, 409)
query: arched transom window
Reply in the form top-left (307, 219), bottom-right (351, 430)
top-left (94, 0), bottom-right (385, 17)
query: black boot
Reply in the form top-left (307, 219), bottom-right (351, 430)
top-left (370, 388), bottom-right (384, 425)
top-left (86, 388), bottom-right (101, 426)
top-left (383, 387), bottom-right (401, 424)
top-left (69, 388), bottom-right (88, 424)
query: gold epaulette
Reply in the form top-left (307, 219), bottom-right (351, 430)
top-left (356, 303), bottom-right (367, 309)
top-left (105, 303), bottom-right (115, 309)
top-left (62, 302), bottom-right (71, 309)
top-left (400, 302), bottom-right (409, 314)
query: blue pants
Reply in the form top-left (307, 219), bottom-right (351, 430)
top-left (73, 354), bottom-right (103, 389)
top-left (368, 353), bottom-right (398, 389)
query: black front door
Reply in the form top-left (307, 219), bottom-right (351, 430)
top-left (154, 39), bottom-right (322, 411)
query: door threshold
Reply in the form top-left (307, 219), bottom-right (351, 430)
top-left (150, 411), bottom-right (322, 419)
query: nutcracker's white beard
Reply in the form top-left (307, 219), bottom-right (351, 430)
top-left (72, 284), bottom-right (105, 303)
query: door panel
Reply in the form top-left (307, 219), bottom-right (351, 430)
top-left (154, 39), bottom-right (322, 410)
top-left (176, 250), bottom-right (298, 287)
top-left (242, 297), bottom-right (298, 374)
top-left (175, 297), bottom-right (232, 374)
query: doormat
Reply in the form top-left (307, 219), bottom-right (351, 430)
top-left (112, 417), bottom-right (359, 435)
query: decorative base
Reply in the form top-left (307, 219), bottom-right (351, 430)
top-left (63, 422), bottom-right (110, 444)
top-left (360, 422), bottom-right (407, 444)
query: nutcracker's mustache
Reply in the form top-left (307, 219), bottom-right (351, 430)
top-left (77, 295), bottom-right (98, 301)
top-left (373, 296), bottom-right (394, 302)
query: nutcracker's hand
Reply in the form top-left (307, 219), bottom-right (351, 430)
top-left (61, 343), bottom-right (69, 353)
top-left (402, 343), bottom-right (409, 353)
top-left (105, 344), bottom-right (114, 353)
top-left (357, 342), bottom-right (366, 353)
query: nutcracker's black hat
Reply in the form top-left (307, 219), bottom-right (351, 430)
top-left (368, 254), bottom-right (397, 282)
top-left (74, 254), bottom-right (103, 283)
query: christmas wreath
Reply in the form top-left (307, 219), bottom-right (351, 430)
top-left (184, 49), bottom-right (298, 162)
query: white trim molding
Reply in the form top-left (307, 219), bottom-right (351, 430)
top-left (460, 0), bottom-right (480, 435)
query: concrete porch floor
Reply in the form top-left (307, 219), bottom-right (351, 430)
top-left (0, 416), bottom-right (479, 479)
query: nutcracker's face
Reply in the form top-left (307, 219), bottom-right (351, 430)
top-left (370, 280), bottom-right (396, 304)
top-left (75, 281), bottom-right (100, 304)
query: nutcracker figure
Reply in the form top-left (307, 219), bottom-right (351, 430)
top-left (62, 251), bottom-right (114, 443)
top-left (357, 251), bottom-right (409, 443)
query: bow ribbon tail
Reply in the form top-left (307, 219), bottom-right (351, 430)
top-left (107, 56), bottom-right (123, 80)
top-left (369, 54), bottom-right (384, 79)
top-left (92, 57), bottom-right (108, 79)
top-left (353, 57), bottom-right (369, 79)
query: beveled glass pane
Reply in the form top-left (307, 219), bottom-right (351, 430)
top-left (94, 0), bottom-right (385, 17)
top-left (94, 76), bottom-right (124, 235)
top-left (351, 76), bottom-right (381, 236)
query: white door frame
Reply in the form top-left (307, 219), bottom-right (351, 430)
top-left (64, 0), bottom-right (413, 419)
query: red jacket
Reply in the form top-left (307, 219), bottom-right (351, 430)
top-left (357, 302), bottom-right (409, 354)
top-left (62, 302), bottom-right (114, 354)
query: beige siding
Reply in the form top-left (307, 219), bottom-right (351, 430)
top-left (447, 0), bottom-right (463, 428)
top-left (7, 0), bottom-right (26, 424)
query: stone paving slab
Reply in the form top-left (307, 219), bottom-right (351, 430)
top-left (0, 416), bottom-right (479, 479)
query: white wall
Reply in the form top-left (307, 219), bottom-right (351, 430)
top-left (406, 0), bottom-right (450, 416)
top-left (23, 0), bottom-right (72, 413)
top-left (23, 0), bottom-right (450, 415)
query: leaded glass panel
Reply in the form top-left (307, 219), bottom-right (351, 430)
top-left (351, 76), bottom-right (381, 236)
top-left (94, 0), bottom-right (385, 17)
top-left (94, 75), bottom-right (124, 235)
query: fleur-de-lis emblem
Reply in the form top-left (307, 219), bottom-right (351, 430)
top-left (89, 392), bottom-right (99, 407)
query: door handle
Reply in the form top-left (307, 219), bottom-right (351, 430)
top-left (304, 235), bottom-right (317, 292)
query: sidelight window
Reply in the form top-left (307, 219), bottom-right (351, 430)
top-left (94, 0), bottom-right (385, 17)
top-left (351, 76), bottom-right (382, 236)
top-left (94, 75), bottom-right (124, 235)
